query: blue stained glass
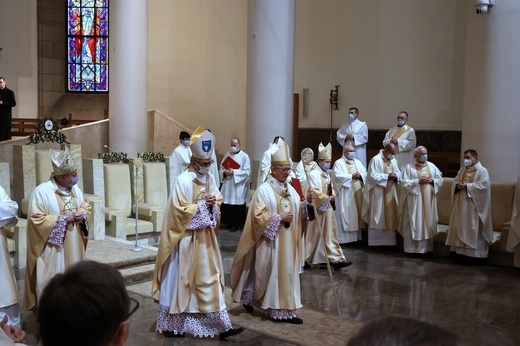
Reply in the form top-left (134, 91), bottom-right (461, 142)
top-left (69, 8), bottom-right (81, 35)
top-left (67, 0), bottom-right (108, 92)
top-left (82, 0), bottom-right (95, 8)
top-left (69, 0), bottom-right (81, 8)
top-left (96, 8), bottom-right (108, 36)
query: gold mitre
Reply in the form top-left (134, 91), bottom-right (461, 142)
top-left (318, 142), bottom-right (332, 160)
top-left (190, 126), bottom-right (215, 159)
top-left (271, 138), bottom-right (290, 166)
top-left (50, 147), bottom-right (77, 176)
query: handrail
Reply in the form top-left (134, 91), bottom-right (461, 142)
top-left (11, 118), bottom-right (97, 137)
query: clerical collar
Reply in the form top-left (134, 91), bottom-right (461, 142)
top-left (232, 150), bottom-right (241, 155)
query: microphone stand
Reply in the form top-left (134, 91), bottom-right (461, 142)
top-left (104, 145), bottom-right (143, 252)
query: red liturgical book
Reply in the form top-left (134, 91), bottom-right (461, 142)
top-left (222, 156), bottom-right (240, 169)
top-left (291, 178), bottom-right (305, 200)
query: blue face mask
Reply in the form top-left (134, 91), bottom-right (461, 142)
top-left (349, 113), bottom-right (355, 121)
top-left (182, 139), bottom-right (190, 147)
top-left (397, 120), bottom-right (405, 127)
top-left (69, 175), bottom-right (79, 188)
top-left (322, 163), bottom-right (331, 171)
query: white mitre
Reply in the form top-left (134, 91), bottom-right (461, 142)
top-left (271, 138), bottom-right (291, 166)
top-left (190, 126), bottom-right (215, 159)
top-left (50, 147), bottom-right (77, 176)
top-left (318, 142), bottom-right (332, 160)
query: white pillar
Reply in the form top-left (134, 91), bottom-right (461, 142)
top-left (109, 0), bottom-right (148, 156)
top-left (461, 3), bottom-right (520, 182)
top-left (246, 0), bottom-right (295, 160)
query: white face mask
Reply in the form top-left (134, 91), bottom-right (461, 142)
top-left (386, 153), bottom-right (394, 160)
top-left (182, 139), bottom-right (190, 147)
top-left (349, 113), bottom-right (356, 121)
top-left (197, 166), bottom-right (210, 175)
top-left (397, 120), bottom-right (405, 127)
top-left (464, 159), bottom-right (473, 167)
top-left (346, 152), bottom-right (355, 160)
top-left (419, 154), bottom-right (427, 163)
top-left (230, 146), bottom-right (238, 153)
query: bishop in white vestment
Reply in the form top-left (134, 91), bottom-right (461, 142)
top-left (231, 139), bottom-right (311, 324)
top-left (24, 147), bottom-right (90, 311)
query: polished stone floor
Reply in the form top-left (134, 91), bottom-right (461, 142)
top-left (14, 228), bottom-right (520, 345)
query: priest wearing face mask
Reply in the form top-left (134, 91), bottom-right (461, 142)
top-left (24, 147), bottom-right (90, 311)
top-left (362, 143), bottom-right (401, 249)
top-left (305, 143), bottom-right (351, 270)
top-left (398, 146), bottom-right (443, 256)
top-left (331, 144), bottom-right (367, 244)
top-left (382, 111), bottom-right (416, 172)
top-left (169, 131), bottom-right (192, 190)
top-left (219, 137), bottom-right (251, 232)
top-left (446, 149), bottom-right (496, 260)
top-left (153, 126), bottom-right (243, 339)
top-left (336, 107), bottom-right (369, 168)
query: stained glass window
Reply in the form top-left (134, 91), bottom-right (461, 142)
top-left (67, 0), bottom-right (109, 92)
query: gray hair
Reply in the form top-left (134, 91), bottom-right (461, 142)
top-left (414, 145), bottom-right (426, 156)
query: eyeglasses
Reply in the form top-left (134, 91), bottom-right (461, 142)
top-left (122, 297), bottom-right (140, 324)
top-left (274, 167), bottom-right (291, 173)
top-left (195, 160), bottom-right (214, 168)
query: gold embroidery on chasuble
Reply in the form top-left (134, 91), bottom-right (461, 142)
top-left (415, 163), bottom-right (434, 237)
top-left (182, 178), bottom-right (223, 313)
top-left (383, 159), bottom-right (398, 230)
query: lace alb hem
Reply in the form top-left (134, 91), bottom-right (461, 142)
top-left (318, 196), bottom-right (332, 213)
top-left (263, 214), bottom-right (282, 240)
top-left (301, 199), bottom-right (309, 220)
top-left (47, 215), bottom-right (68, 247)
top-left (240, 289), bottom-right (297, 320)
top-left (187, 200), bottom-right (218, 230)
top-left (156, 305), bottom-right (232, 337)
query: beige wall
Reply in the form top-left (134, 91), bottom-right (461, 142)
top-left (294, 0), bottom-right (467, 131)
top-left (0, 0), bottom-right (38, 118)
top-left (148, 0), bottom-right (248, 155)
top-left (461, 2), bottom-right (520, 182)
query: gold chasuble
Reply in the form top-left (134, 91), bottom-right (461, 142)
top-left (152, 174), bottom-right (223, 314)
top-left (230, 176), bottom-right (303, 312)
top-left (346, 160), bottom-right (364, 223)
top-left (25, 181), bottom-right (89, 311)
top-left (449, 168), bottom-right (477, 248)
top-left (383, 159), bottom-right (398, 230)
top-left (415, 162), bottom-right (434, 237)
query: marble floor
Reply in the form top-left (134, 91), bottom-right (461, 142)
top-left (14, 229), bottom-right (520, 346)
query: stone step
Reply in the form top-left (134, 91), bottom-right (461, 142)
top-left (119, 263), bottom-right (155, 286)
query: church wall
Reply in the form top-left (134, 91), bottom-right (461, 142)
top-left (461, 2), bottom-right (520, 182)
top-left (294, 0), bottom-right (467, 132)
top-left (0, 0), bottom-right (38, 118)
top-left (147, 0), bottom-right (248, 156)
